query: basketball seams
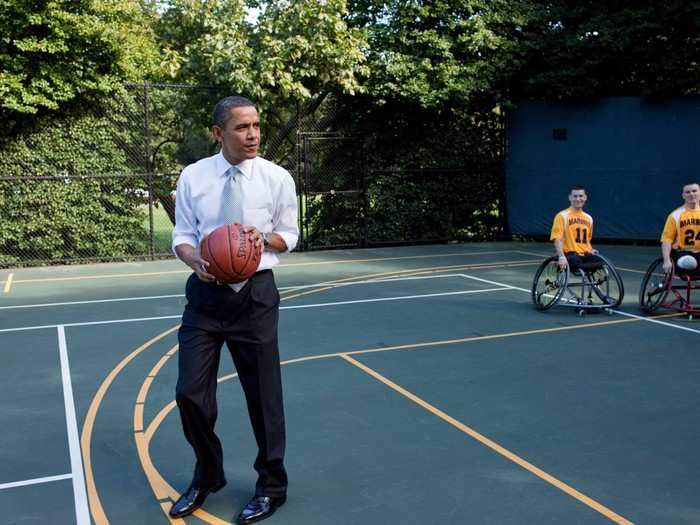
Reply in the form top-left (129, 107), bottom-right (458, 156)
top-left (224, 224), bottom-right (240, 280)
top-left (205, 229), bottom-right (238, 283)
top-left (201, 236), bottom-right (227, 281)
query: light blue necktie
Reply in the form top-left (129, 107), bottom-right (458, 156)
top-left (220, 166), bottom-right (244, 226)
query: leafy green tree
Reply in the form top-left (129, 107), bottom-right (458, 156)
top-left (0, 0), bottom-right (159, 134)
top-left (347, 0), bottom-right (534, 108)
top-left (348, 0), bottom-right (699, 106)
top-left (513, 1), bottom-right (700, 99)
top-left (154, 0), bottom-right (367, 172)
top-left (0, 91), bottom-right (151, 265)
top-left (157, 0), bottom-right (366, 105)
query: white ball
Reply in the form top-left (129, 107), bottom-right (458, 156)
top-left (677, 254), bottom-right (697, 270)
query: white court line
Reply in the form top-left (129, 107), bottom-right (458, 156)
top-left (0, 274), bottom-right (467, 311)
top-left (0, 287), bottom-right (509, 333)
top-left (458, 273), bottom-right (530, 293)
top-left (0, 473), bottom-right (72, 491)
top-left (0, 315), bottom-right (183, 333)
top-left (456, 273), bottom-right (700, 336)
top-left (0, 293), bottom-right (184, 310)
top-left (613, 310), bottom-right (700, 335)
top-left (281, 287), bottom-right (509, 310)
top-left (57, 326), bottom-right (90, 525)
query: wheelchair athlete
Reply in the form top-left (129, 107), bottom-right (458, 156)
top-left (640, 182), bottom-right (700, 316)
top-left (551, 186), bottom-right (601, 272)
top-left (532, 185), bottom-right (624, 312)
top-left (661, 182), bottom-right (700, 276)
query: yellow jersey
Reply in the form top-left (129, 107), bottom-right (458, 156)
top-left (661, 206), bottom-right (700, 251)
top-left (550, 208), bottom-right (593, 256)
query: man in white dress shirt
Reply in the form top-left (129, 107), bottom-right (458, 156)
top-left (170, 96), bottom-right (298, 524)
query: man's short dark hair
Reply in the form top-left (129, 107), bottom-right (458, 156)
top-left (683, 182), bottom-right (700, 188)
top-left (570, 185), bottom-right (586, 193)
top-left (212, 96), bottom-right (256, 128)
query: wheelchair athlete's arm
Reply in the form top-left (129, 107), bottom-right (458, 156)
top-left (662, 241), bottom-right (674, 274)
top-left (553, 239), bottom-right (568, 269)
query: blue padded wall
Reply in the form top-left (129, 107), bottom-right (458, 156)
top-left (506, 97), bottom-right (699, 240)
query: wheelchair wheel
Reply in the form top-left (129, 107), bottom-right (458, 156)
top-left (531, 256), bottom-right (568, 310)
top-left (589, 255), bottom-right (625, 308)
top-left (639, 257), bottom-right (670, 313)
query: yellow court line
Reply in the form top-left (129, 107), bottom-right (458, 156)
top-left (136, 377), bottom-right (155, 405)
top-left (340, 354), bottom-right (634, 525)
top-left (278, 249), bottom-right (518, 267)
top-left (7, 250), bottom-right (523, 285)
top-left (134, 405), bottom-right (144, 433)
top-left (12, 269), bottom-right (191, 284)
top-left (159, 502), bottom-right (185, 524)
top-left (81, 324), bottom-right (180, 525)
top-left (615, 266), bottom-right (648, 275)
top-left (346, 319), bottom-right (635, 356)
top-left (3, 273), bottom-right (13, 293)
top-left (342, 315), bottom-right (686, 357)
top-left (514, 249), bottom-right (552, 259)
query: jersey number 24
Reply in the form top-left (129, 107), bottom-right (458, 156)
top-left (683, 229), bottom-right (700, 246)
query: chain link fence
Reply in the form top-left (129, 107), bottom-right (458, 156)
top-left (0, 83), bottom-right (221, 268)
top-left (0, 84), bottom-right (505, 268)
top-left (0, 173), bottom-right (178, 268)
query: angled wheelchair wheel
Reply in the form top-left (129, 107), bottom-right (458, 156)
top-left (589, 255), bottom-right (625, 308)
top-left (531, 256), bottom-right (568, 310)
top-left (639, 257), bottom-right (670, 313)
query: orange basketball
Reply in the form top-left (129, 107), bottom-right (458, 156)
top-left (200, 223), bottom-right (262, 283)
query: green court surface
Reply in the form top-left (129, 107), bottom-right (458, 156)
top-left (1, 242), bottom-right (699, 525)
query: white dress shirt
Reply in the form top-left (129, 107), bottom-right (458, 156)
top-left (172, 152), bottom-right (299, 289)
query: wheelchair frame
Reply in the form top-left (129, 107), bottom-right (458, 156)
top-left (531, 254), bottom-right (624, 315)
top-left (639, 257), bottom-right (700, 318)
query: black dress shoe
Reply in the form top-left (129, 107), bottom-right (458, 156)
top-left (235, 494), bottom-right (286, 524)
top-left (169, 479), bottom-right (226, 518)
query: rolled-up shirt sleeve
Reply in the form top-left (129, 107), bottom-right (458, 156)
top-left (171, 170), bottom-right (199, 253)
top-left (273, 174), bottom-right (299, 253)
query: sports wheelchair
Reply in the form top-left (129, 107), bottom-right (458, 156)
top-left (639, 257), bottom-right (700, 318)
top-left (531, 254), bottom-right (624, 314)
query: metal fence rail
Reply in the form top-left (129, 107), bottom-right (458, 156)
top-left (0, 173), bottom-right (177, 268)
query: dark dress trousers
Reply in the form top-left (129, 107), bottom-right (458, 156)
top-left (176, 269), bottom-right (287, 497)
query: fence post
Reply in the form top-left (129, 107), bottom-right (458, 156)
top-left (498, 107), bottom-right (509, 240)
top-left (147, 172), bottom-right (155, 259)
top-left (143, 83), bottom-right (155, 259)
top-left (296, 128), bottom-right (305, 252)
top-left (360, 138), bottom-right (368, 248)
